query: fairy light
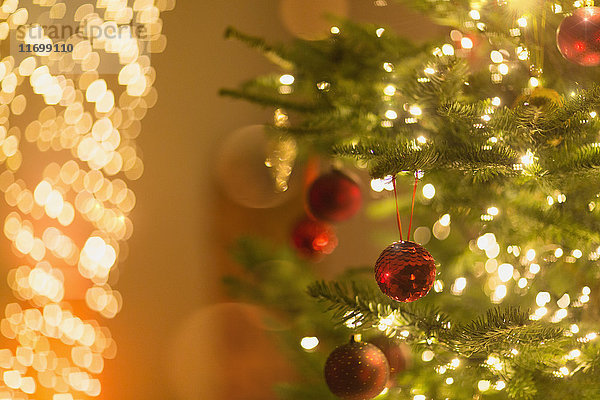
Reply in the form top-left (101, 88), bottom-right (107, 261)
top-left (492, 97), bottom-right (501, 106)
top-left (450, 358), bottom-right (460, 368)
top-left (517, 46), bottom-right (529, 60)
top-left (529, 77), bottom-right (540, 87)
top-left (421, 350), bottom-right (435, 362)
top-left (557, 294), bottom-right (571, 308)
top-left (536, 292), bottom-right (551, 307)
top-left (330, 26), bottom-right (340, 34)
top-left (317, 81), bottom-right (330, 91)
top-left (487, 207), bottom-right (499, 216)
top-left (517, 17), bottom-right (528, 27)
top-left (518, 278), bottom-right (528, 288)
top-left (300, 337), bottom-right (319, 350)
top-left (498, 264), bottom-right (514, 282)
top-left (555, 248), bottom-right (564, 258)
top-left (424, 67), bottom-right (436, 74)
top-left (486, 355), bottom-right (503, 370)
top-left (571, 324), bottom-right (580, 334)
top-left (371, 179), bottom-right (385, 192)
top-left (553, 3), bottom-right (563, 13)
top-left (531, 307), bottom-right (548, 320)
top-left (422, 184), bottom-right (435, 199)
top-left (521, 149), bottom-right (536, 165)
top-left (498, 64), bottom-right (509, 75)
top-left (490, 51), bottom-right (503, 63)
top-left (409, 105), bottom-right (422, 116)
top-left (442, 44), bottom-right (455, 55)
top-left (478, 380), bottom-right (491, 391)
top-left (583, 286), bottom-right (591, 295)
top-left (383, 84), bottom-right (396, 96)
top-left (461, 37), bottom-right (473, 49)
top-left (383, 62), bottom-right (394, 72)
top-left (446, 377), bottom-right (454, 384)
top-left (385, 110), bottom-right (398, 120)
top-left (378, 313), bottom-right (395, 331)
top-left (552, 308), bottom-right (568, 322)
top-left (469, 10), bottom-right (481, 20)
top-left (417, 136), bottom-right (427, 144)
top-left (376, 28), bottom-right (385, 37)
top-left (279, 74), bottom-right (295, 85)
top-left (572, 249), bottom-right (583, 258)
top-left (451, 277), bottom-right (467, 295)
top-left (496, 381), bottom-right (506, 390)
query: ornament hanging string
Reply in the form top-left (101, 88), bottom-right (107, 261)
top-left (392, 176), bottom-right (404, 241)
top-left (407, 173), bottom-right (419, 242)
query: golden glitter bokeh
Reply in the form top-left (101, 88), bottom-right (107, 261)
top-left (0, 1), bottom-right (173, 398)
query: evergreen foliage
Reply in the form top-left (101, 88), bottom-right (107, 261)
top-left (222, 1), bottom-right (600, 398)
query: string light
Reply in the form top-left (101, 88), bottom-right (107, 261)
top-left (469, 10), bottom-right (481, 20)
top-left (300, 337), bottom-right (319, 350)
top-left (442, 44), bottom-right (455, 56)
top-left (408, 105), bottom-right (422, 116)
top-left (383, 84), bottom-right (396, 96)
top-left (279, 74), bottom-right (295, 85)
top-left (422, 184), bottom-right (435, 199)
top-left (385, 110), bottom-right (398, 120)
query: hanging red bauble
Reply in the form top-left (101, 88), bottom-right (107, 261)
top-left (291, 217), bottom-right (338, 258)
top-left (324, 336), bottom-right (389, 400)
top-left (369, 336), bottom-right (410, 387)
top-left (556, 7), bottom-right (600, 66)
top-left (307, 170), bottom-right (362, 222)
top-left (374, 241), bottom-right (436, 302)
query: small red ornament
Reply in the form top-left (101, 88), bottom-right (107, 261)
top-left (291, 217), bottom-right (338, 258)
top-left (556, 7), bottom-right (600, 66)
top-left (374, 241), bottom-right (436, 302)
top-left (307, 170), bottom-right (362, 222)
top-left (369, 336), bottom-right (410, 387)
top-left (324, 335), bottom-right (389, 400)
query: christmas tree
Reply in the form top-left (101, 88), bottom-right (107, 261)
top-left (221, 1), bottom-right (600, 399)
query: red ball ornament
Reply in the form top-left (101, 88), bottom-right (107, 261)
top-left (374, 241), bottom-right (436, 302)
top-left (324, 336), bottom-right (389, 400)
top-left (556, 7), bottom-right (600, 66)
top-left (291, 217), bottom-right (338, 258)
top-left (308, 170), bottom-right (362, 222)
top-left (369, 336), bottom-right (410, 387)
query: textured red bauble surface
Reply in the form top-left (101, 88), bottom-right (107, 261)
top-left (556, 7), bottom-right (600, 66)
top-left (291, 217), bottom-right (338, 258)
top-left (369, 336), bottom-right (410, 387)
top-left (374, 241), bottom-right (436, 302)
top-left (308, 170), bottom-right (362, 222)
top-left (324, 337), bottom-right (389, 400)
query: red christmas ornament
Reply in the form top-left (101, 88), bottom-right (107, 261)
top-left (556, 7), bottom-right (600, 66)
top-left (307, 170), bottom-right (362, 222)
top-left (291, 217), bottom-right (338, 258)
top-left (374, 241), bottom-right (436, 302)
top-left (324, 335), bottom-right (389, 400)
top-left (369, 336), bottom-right (410, 387)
